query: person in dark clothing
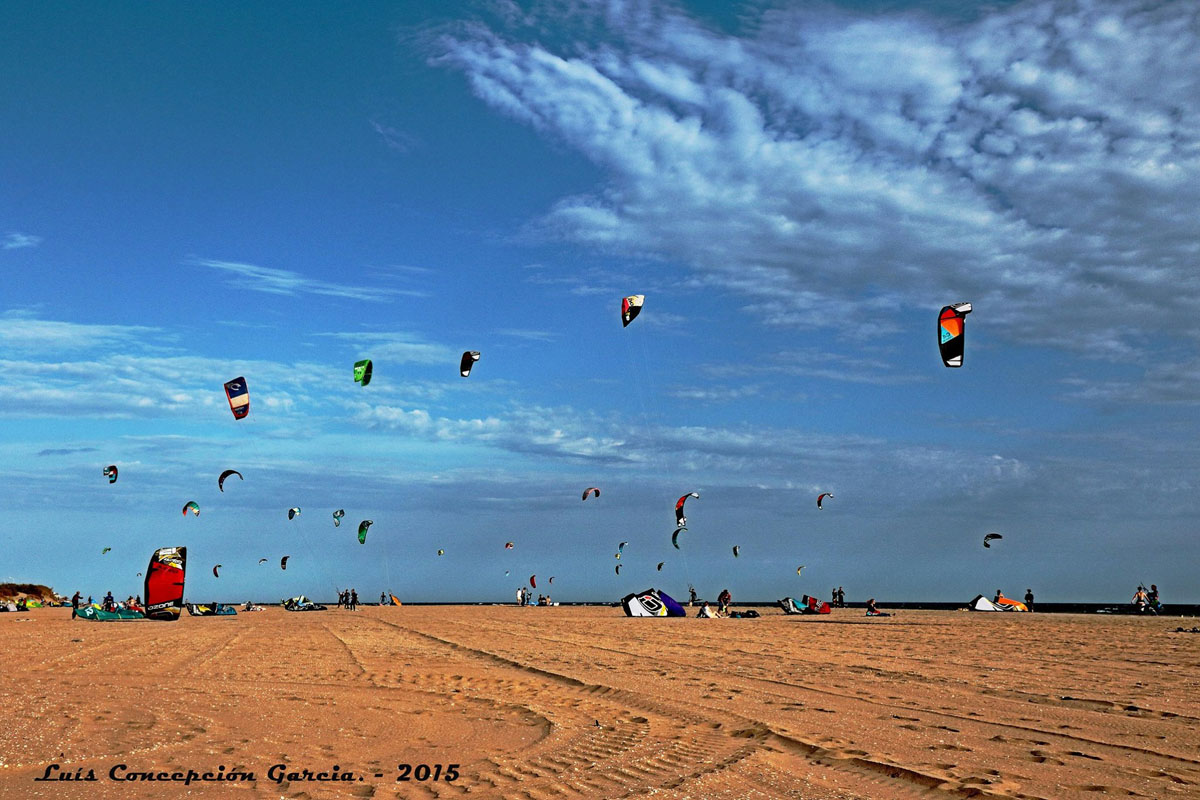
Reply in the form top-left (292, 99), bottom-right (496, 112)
top-left (836, 586), bottom-right (845, 608)
top-left (349, 589), bottom-right (358, 611)
top-left (1024, 588), bottom-right (1035, 612)
top-left (717, 588), bottom-right (732, 614)
top-left (71, 591), bottom-right (81, 619)
top-left (831, 587), bottom-right (838, 606)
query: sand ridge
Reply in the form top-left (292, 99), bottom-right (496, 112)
top-left (1, 606), bottom-right (1197, 799)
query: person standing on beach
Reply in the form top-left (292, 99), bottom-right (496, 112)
top-left (1024, 588), bottom-right (1035, 612)
top-left (350, 589), bottom-right (358, 611)
top-left (717, 588), bottom-right (732, 614)
top-left (836, 586), bottom-right (845, 608)
top-left (1148, 584), bottom-right (1161, 611)
top-left (831, 587), bottom-right (838, 606)
top-left (71, 591), bottom-right (81, 619)
top-left (380, 592), bottom-right (386, 606)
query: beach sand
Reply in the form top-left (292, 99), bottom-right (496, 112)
top-left (1, 605), bottom-right (1197, 799)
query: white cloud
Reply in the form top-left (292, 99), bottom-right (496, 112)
top-left (2, 232), bottom-right (41, 250)
top-left (431, 1), bottom-right (1200, 366)
top-left (191, 258), bottom-right (401, 302)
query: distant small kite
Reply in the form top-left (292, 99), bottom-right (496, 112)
top-left (460, 351), bottom-right (480, 377)
top-left (212, 564), bottom-right (222, 578)
top-left (218, 469), bottom-right (242, 492)
top-left (796, 565), bottom-right (805, 576)
top-left (288, 507), bottom-right (301, 520)
top-left (101, 547), bottom-right (112, 555)
top-left (182, 501), bottom-right (200, 517)
top-left (582, 487), bottom-right (600, 501)
top-left (354, 359), bottom-right (373, 386)
top-left (358, 520), bottom-right (373, 544)
top-left (103, 465), bottom-right (118, 484)
top-left (621, 295), bottom-right (644, 327)
top-left (938, 302), bottom-right (973, 368)
top-left (983, 533), bottom-right (1003, 548)
top-left (280, 556), bottom-right (290, 570)
top-left (732, 545), bottom-right (740, 558)
top-left (504, 541), bottom-right (514, 550)
top-left (817, 492), bottom-right (833, 510)
top-left (333, 509), bottom-right (344, 527)
top-left (657, 562), bottom-right (664, 572)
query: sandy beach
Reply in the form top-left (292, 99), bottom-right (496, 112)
top-left (1, 605), bottom-right (1197, 799)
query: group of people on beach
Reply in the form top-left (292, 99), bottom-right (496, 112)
top-left (69, 590), bottom-right (141, 618)
top-left (514, 587), bottom-right (553, 606)
top-left (830, 586), bottom-right (846, 607)
top-left (336, 589), bottom-right (359, 610)
top-left (1133, 584), bottom-right (1163, 613)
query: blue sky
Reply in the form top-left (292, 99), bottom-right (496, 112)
top-left (2, 0), bottom-right (1197, 603)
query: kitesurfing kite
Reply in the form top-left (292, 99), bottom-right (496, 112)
top-left (938, 303), bottom-right (972, 368)
top-left (353, 359), bottom-right (373, 386)
top-left (223, 377), bottom-right (249, 420)
top-left (357, 520), bottom-right (372, 544)
top-left (333, 509), bottom-right (344, 527)
top-left (529, 575), bottom-right (537, 589)
top-left (983, 533), bottom-right (1003, 548)
top-left (101, 547), bottom-right (111, 555)
top-left (548, 577), bottom-right (554, 584)
top-left (258, 558), bottom-right (268, 564)
top-left (182, 501), bottom-right (200, 517)
top-left (657, 562), bottom-right (664, 571)
top-left (212, 564), bottom-right (221, 578)
top-left (672, 527), bottom-right (686, 549)
top-left (280, 556), bottom-right (289, 570)
top-left (437, 549), bottom-right (444, 556)
top-left (288, 507), bottom-right (301, 520)
top-left (817, 492), bottom-right (833, 510)
top-left (582, 487), bottom-right (600, 501)
top-left (144, 547), bottom-right (186, 621)
top-left (675, 492), bottom-right (699, 527)
top-left (218, 469), bottom-right (242, 492)
top-left (796, 565), bottom-right (805, 576)
top-left (732, 545), bottom-right (740, 558)
top-left (615, 564), bottom-right (622, 575)
top-left (103, 465), bottom-right (118, 484)
top-left (618, 541), bottom-right (627, 554)
top-left (460, 351), bottom-right (480, 377)
top-left (621, 295), bottom-right (644, 327)
top-left (505, 542), bottom-right (514, 550)
top-left (614, 553), bottom-right (621, 560)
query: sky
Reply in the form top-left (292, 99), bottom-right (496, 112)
top-left (2, 0), bottom-right (1197, 604)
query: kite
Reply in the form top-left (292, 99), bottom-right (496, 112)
top-left (288, 507), bottom-right (301, 520)
top-left (280, 556), bottom-right (290, 570)
top-left (144, 547), bottom-right (186, 621)
top-left (618, 541), bottom-right (627, 554)
top-left (983, 533), bottom-right (1003, 548)
top-left (218, 469), bottom-right (242, 492)
top-left (675, 492), bottom-right (699, 528)
top-left (212, 564), bottom-right (221, 578)
top-left (223, 377), bottom-right (249, 420)
top-left (817, 492), bottom-right (834, 510)
top-left (505, 542), bottom-right (514, 550)
top-left (938, 303), bottom-right (972, 368)
top-left (103, 465), bottom-right (118, 484)
top-left (182, 501), bottom-right (200, 517)
top-left (333, 509), bottom-right (344, 527)
top-left (136, 572), bottom-right (142, 577)
top-left (353, 359), bottom-right (373, 386)
top-left (657, 562), bottom-right (664, 571)
top-left (672, 528), bottom-right (686, 549)
top-left (615, 564), bottom-right (622, 575)
top-left (614, 553), bottom-right (621, 560)
top-left (621, 295), bottom-right (644, 327)
top-left (437, 549), bottom-right (444, 556)
top-left (358, 520), bottom-right (373, 544)
top-left (505, 570), bottom-right (510, 576)
top-left (529, 575), bottom-right (537, 589)
top-left (258, 558), bottom-right (268, 564)
top-left (101, 547), bottom-right (111, 555)
top-left (582, 487), bottom-right (600, 501)
top-left (459, 351), bottom-right (480, 377)
top-left (732, 545), bottom-right (740, 558)
top-left (548, 576), bottom-right (554, 584)
top-left (796, 565), bottom-right (805, 576)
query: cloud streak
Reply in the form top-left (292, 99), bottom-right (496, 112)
top-left (191, 258), bottom-right (402, 302)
